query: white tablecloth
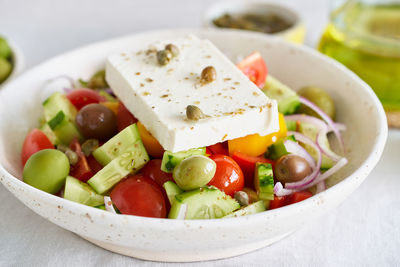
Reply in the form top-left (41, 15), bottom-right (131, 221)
top-left (1, 0), bottom-right (399, 266)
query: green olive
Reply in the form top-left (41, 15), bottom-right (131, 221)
top-left (87, 69), bottom-right (108, 89)
top-left (274, 154), bottom-right (312, 184)
top-left (172, 155), bottom-right (216, 190)
top-left (0, 57), bottom-right (12, 83)
top-left (0, 37), bottom-right (11, 58)
top-left (23, 149), bottom-right (70, 194)
top-left (297, 86), bottom-right (336, 119)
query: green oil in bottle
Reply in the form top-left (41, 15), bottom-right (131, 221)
top-left (319, 2), bottom-right (400, 111)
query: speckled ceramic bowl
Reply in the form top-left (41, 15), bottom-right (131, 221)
top-left (0, 29), bottom-right (387, 262)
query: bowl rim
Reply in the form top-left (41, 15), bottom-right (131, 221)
top-left (203, 0), bottom-right (304, 35)
top-left (0, 28), bottom-right (388, 228)
top-left (0, 37), bottom-right (24, 88)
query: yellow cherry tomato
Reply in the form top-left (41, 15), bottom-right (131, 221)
top-left (137, 121), bottom-right (165, 158)
top-left (228, 113), bottom-right (287, 157)
top-left (100, 101), bottom-right (119, 115)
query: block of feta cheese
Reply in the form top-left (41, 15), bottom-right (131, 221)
top-left (106, 35), bottom-right (279, 152)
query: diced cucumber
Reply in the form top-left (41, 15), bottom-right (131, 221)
top-left (163, 181), bottom-right (184, 205)
top-left (93, 124), bottom-right (142, 166)
top-left (265, 135), bottom-right (296, 160)
top-left (254, 163), bottom-right (274, 201)
top-left (48, 111), bottom-right (83, 145)
top-left (161, 147), bottom-right (206, 173)
top-left (168, 186), bottom-right (240, 220)
top-left (262, 75), bottom-right (300, 115)
top-left (265, 139), bottom-right (288, 160)
top-left (40, 123), bottom-right (60, 145)
top-left (299, 122), bottom-right (335, 169)
top-left (88, 141), bottom-right (149, 194)
top-left (43, 92), bottom-right (78, 121)
top-left (223, 200), bottom-right (266, 218)
top-left (63, 176), bottom-right (104, 206)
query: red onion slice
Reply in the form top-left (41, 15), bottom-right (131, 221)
top-left (316, 131), bottom-right (342, 162)
top-left (284, 131), bottom-right (322, 190)
top-left (299, 97), bottom-right (344, 152)
top-left (315, 181), bottom-right (326, 194)
top-left (284, 139), bottom-right (316, 169)
top-left (301, 157), bottom-right (348, 190)
top-left (104, 196), bottom-right (117, 214)
top-left (274, 182), bottom-right (294, 197)
top-left (330, 122), bottom-right (346, 132)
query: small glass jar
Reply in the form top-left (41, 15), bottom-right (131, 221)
top-left (318, 0), bottom-right (400, 126)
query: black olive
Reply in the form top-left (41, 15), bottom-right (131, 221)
top-left (274, 154), bottom-right (312, 184)
top-left (75, 104), bottom-right (117, 141)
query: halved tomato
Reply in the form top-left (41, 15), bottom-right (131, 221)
top-left (237, 52), bottom-right (268, 88)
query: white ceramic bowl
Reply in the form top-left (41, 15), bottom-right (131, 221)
top-left (0, 29), bottom-right (387, 262)
top-left (0, 37), bottom-right (24, 88)
top-left (203, 1), bottom-right (306, 44)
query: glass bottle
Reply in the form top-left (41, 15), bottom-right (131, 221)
top-left (318, 0), bottom-right (400, 124)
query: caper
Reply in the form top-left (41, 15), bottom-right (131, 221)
top-left (173, 155), bottom-right (216, 190)
top-left (57, 144), bottom-right (78, 165)
top-left (274, 154), bottom-right (312, 184)
top-left (297, 86), bottom-right (336, 119)
top-left (157, 49), bottom-right (173, 66)
top-left (242, 187), bottom-right (259, 204)
top-left (165, 43), bottom-right (179, 57)
top-left (234, 191), bottom-right (249, 206)
top-left (81, 139), bottom-right (99, 157)
top-left (65, 149), bottom-right (78, 165)
top-left (87, 69), bottom-right (108, 89)
top-left (200, 66), bottom-right (217, 84)
top-left (186, 105), bottom-right (205, 121)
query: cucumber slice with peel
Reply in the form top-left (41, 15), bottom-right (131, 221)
top-left (43, 92), bottom-right (78, 121)
top-left (93, 124), bottom-right (142, 166)
top-left (161, 147), bottom-right (206, 173)
top-left (163, 181), bottom-right (183, 205)
top-left (168, 186), bottom-right (240, 220)
top-left (88, 141), bottom-right (149, 194)
top-left (254, 163), bottom-right (275, 201)
top-left (224, 200), bottom-right (266, 218)
top-left (64, 176), bottom-right (104, 206)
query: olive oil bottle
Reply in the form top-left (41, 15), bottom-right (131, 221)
top-left (318, 1), bottom-right (400, 111)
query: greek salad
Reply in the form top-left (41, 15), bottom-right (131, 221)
top-left (21, 39), bottom-right (347, 220)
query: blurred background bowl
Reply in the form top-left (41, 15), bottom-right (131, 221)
top-left (204, 1), bottom-right (306, 44)
top-left (0, 37), bottom-right (24, 88)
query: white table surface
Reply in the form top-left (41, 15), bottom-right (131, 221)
top-left (1, 0), bottom-right (399, 266)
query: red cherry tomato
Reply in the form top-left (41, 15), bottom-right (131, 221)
top-left (110, 174), bottom-right (167, 218)
top-left (140, 159), bottom-right (173, 187)
top-left (66, 88), bottom-right (106, 110)
top-left (231, 152), bottom-right (274, 188)
top-left (21, 129), bottom-right (54, 166)
top-left (237, 52), bottom-right (268, 88)
top-left (208, 154), bottom-right (244, 196)
top-left (207, 142), bottom-right (229, 156)
top-left (269, 190), bottom-right (313, 210)
top-left (117, 102), bottom-right (138, 131)
top-left (289, 190), bottom-right (313, 204)
top-left (69, 138), bottom-right (93, 182)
